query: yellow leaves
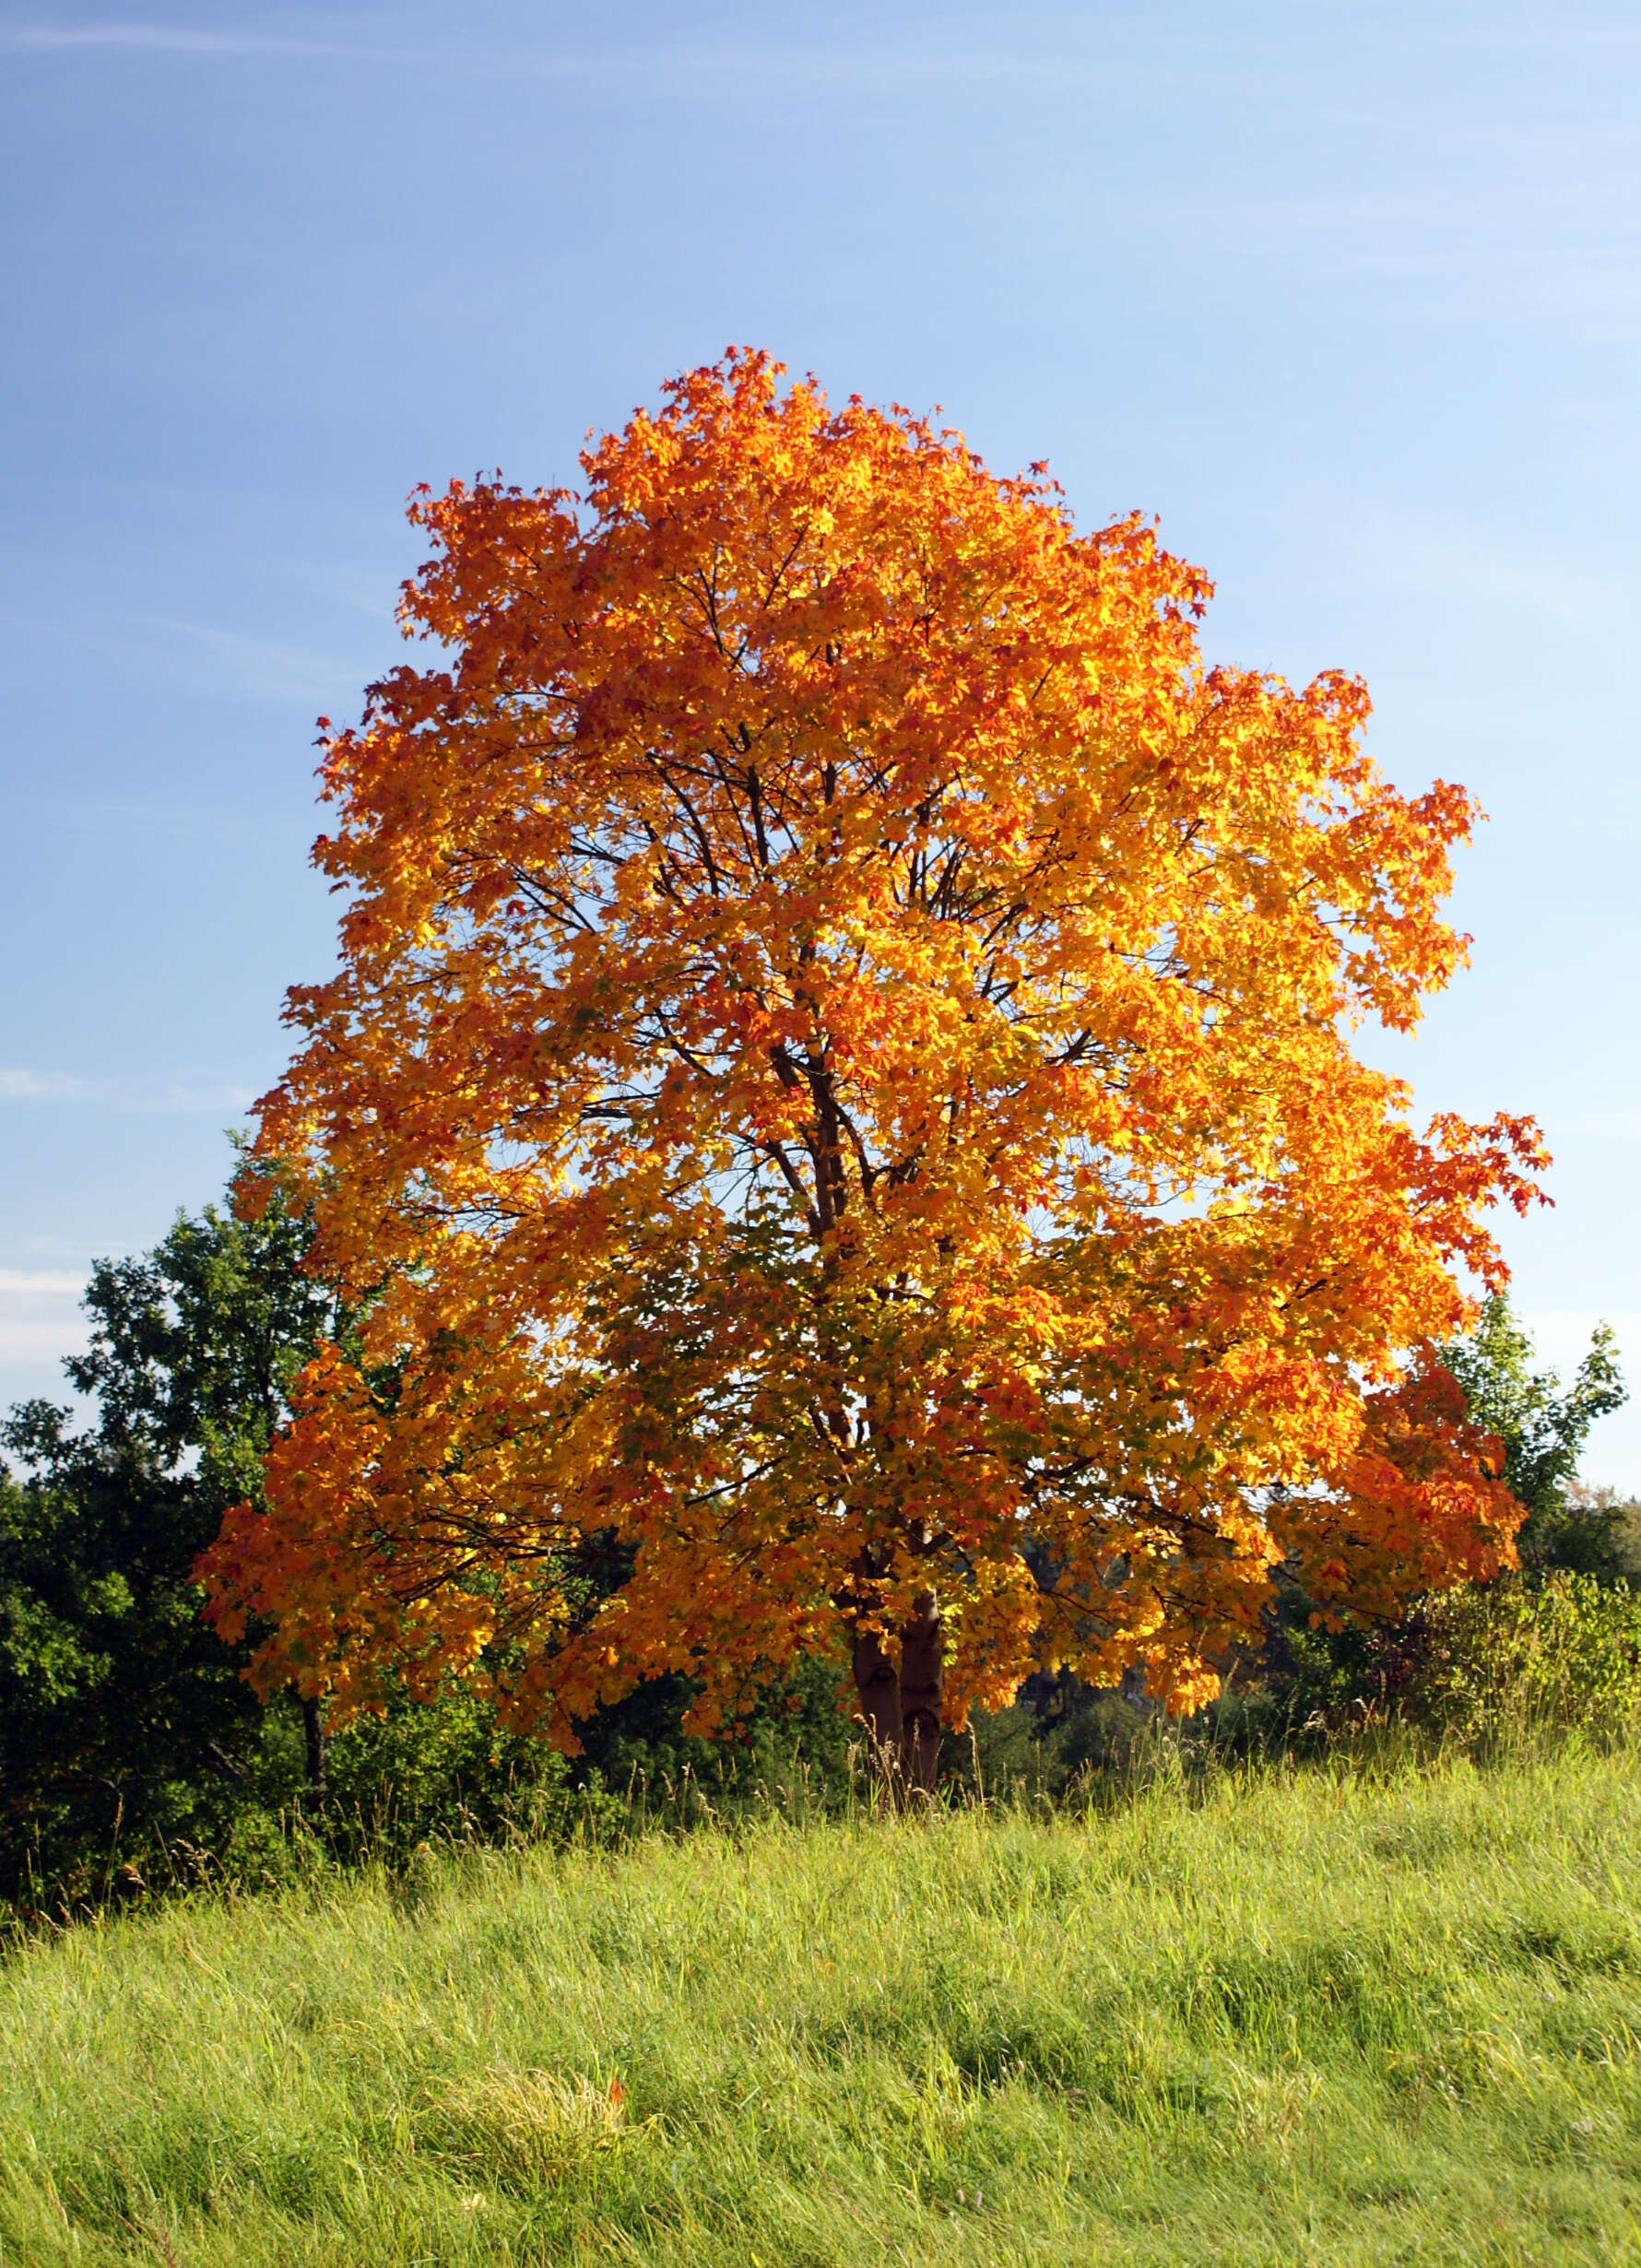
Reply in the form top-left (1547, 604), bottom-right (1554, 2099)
top-left (199, 349), bottom-right (1543, 1747)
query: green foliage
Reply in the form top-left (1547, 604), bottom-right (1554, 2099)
top-left (0, 1175), bottom-right (338, 1910)
top-left (953, 1681), bottom-right (1172, 1802)
top-left (1554, 1481), bottom-right (1641, 1583)
top-left (1238, 1298), bottom-right (1633, 1742)
top-left (59, 1161), bottom-right (348, 1503)
top-left (0, 1176), bottom-right (579, 1911)
top-left (569, 1650), bottom-right (858, 1807)
top-left (1445, 1293), bottom-right (1629, 1574)
top-left (6, 1750), bottom-right (1641, 2262)
top-left (1404, 1571), bottom-right (1641, 1742)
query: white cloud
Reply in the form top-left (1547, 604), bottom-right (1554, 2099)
top-left (0, 1270), bottom-right (87, 1373)
top-left (0, 23), bottom-right (384, 57)
top-left (0, 1068), bottom-right (257, 1115)
top-left (0, 1068), bottom-right (95, 1102)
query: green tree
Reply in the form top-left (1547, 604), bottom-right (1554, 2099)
top-left (1444, 1295), bottom-right (1628, 1575)
top-left (0, 1171), bottom-right (342, 1906)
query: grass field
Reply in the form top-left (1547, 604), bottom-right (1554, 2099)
top-left (4, 1744), bottom-right (1641, 2266)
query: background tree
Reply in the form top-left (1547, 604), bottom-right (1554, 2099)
top-left (1444, 1295), bottom-right (1628, 1574)
top-left (0, 1173), bottom-right (337, 1904)
top-left (202, 350), bottom-right (1544, 1790)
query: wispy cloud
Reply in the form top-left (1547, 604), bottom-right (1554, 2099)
top-left (0, 1069), bottom-right (94, 1103)
top-left (0, 1269), bottom-right (87, 1375)
top-left (0, 22), bottom-right (390, 58)
top-left (132, 614), bottom-right (359, 703)
top-left (0, 600), bottom-right (372, 706)
top-left (0, 1068), bottom-right (257, 1115)
top-left (0, 19), bottom-right (1002, 71)
top-left (1349, 503), bottom-right (1634, 632)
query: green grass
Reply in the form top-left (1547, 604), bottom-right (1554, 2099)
top-left (5, 1745), bottom-right (1641, 2265)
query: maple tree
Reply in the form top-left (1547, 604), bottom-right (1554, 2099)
top-left (200, 349), bottom-right (1545, 1790)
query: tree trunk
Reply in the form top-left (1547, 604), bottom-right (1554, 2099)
top-left (851, 1590), bottom-right (942, 1798)
top-left (897, 1590), bottom-right (943, 1795)
top-left (301, 1694), bottom-right (327, 1806)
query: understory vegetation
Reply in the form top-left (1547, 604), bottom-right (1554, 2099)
top-left (5, 1742), bottom-right (1641, 2265)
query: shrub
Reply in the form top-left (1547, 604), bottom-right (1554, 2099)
top-left (1399, 1570), bottom-right (1641, 1742)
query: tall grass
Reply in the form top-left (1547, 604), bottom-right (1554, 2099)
top-left (3, 1739), bottom-right (1641, 2264)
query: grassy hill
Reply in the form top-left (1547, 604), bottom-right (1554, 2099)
top-left (4, 1744), bottom-right (1641, 2266)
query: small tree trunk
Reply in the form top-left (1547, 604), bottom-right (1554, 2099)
top-left (301, 1695), bottom-right (327, 1806)
top-left (851, 1624), bottom-right (903, 1774)
top-left (898, 1590), bottom-right (943, 1795)
top-left (851, 1591), bottom-right (943, 1798)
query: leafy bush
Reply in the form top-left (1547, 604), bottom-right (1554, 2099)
top-left (1398, 1571), bottom-right (1641, 1742)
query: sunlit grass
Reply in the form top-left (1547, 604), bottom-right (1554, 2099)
top-left (4, 1744), bottom-right (1641, 2263)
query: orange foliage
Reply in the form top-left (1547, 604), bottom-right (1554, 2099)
top-left (198, 350), bottom-right (1542, 1743)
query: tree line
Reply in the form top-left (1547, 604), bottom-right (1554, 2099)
top-left (1, 1150), bottom-right (1628, 1917)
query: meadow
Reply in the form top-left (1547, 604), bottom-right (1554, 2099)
top-left (3, 1741), bottom-right (1641, 2266)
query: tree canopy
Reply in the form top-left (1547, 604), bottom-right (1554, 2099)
top-left (201, 350), bottom-right (1544, 1783)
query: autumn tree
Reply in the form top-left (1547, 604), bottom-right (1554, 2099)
top-left (201, 349), bottom-right (1543, 1791)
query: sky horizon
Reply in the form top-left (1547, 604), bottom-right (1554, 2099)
top-left (3, 0), bottom-right (1638, 1478)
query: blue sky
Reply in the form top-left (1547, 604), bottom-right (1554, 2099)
top-left (3, 0), bottom-right (1639, 1476)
